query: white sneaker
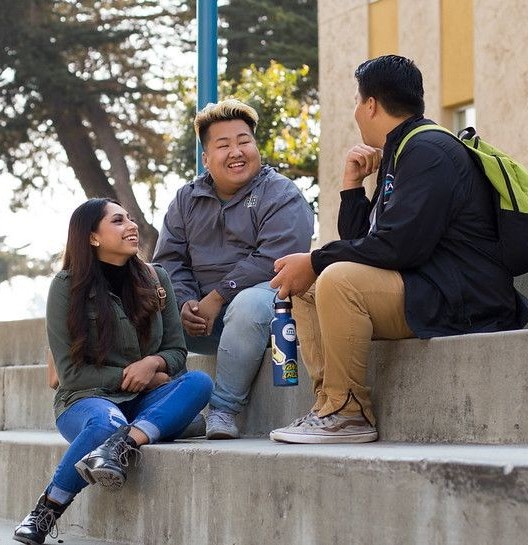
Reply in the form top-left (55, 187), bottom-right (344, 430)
top-left (270, 412), bottom-right (378, 444)
top-left (206, 408), bottom-right (240, 439)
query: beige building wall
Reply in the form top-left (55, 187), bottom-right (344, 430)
top-left (317, 0), bottom-right (528, 244)
top-left (474, 1), bottom-right (528, 166)
top-left (317, 0), bottom-right (368, 243)
top-left (398, 0), bottom-right (443, 124)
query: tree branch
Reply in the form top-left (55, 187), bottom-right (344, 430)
top-left (83, 97), bottom-right (158, 257)
top-left (46, 93), bottom-right (117, 200)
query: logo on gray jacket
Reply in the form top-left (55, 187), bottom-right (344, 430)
top-left (244, 193), bottom-right (258, 208)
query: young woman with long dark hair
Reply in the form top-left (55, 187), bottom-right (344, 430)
top-left (14, 198), bottom-right (213, 545)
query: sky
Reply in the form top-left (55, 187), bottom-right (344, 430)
top-left (0, 172), bottom-right (80, 321)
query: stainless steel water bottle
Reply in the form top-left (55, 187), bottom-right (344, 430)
top-left (270, 295), bottom-right (298, 386)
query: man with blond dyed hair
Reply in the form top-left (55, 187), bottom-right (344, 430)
top-left (154, 99), bottom-right (314, 439)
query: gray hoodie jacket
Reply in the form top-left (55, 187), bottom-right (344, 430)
top-left (154, 165), bottom-right (314, 306)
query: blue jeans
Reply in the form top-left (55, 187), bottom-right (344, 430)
top-left (185, 282), bottom-right (276, 414)
top-left (48, 370), bottom-right (213, 504)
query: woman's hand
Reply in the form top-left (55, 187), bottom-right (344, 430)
top-left (121, 356), bottom-right (160, 393)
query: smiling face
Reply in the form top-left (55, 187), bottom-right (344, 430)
top-left (202, 119), bottom-right (261, 200)
top-left (90, 202), bottom-right (139, 265)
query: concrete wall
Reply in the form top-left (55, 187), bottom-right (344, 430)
top-left (317, 0), bottom-right (367, 243)
top-left (0, 318), bottom-right (47, 366)
top-left (398, 0), bottom-right (443, 123)
top-left (474, 1), bottom-right (528, 165)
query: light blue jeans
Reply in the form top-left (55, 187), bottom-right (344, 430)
top-left (185, 282), bottom-right (276, 414)
top-left (47, 370), bottom-right (213, 504)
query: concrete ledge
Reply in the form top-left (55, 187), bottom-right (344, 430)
top-left (2, 319), bottom-right (528, 443)
top-left (0, 368), bottom-right (4, 430)
top-left (0, 517), bottom-right (129, 545)
top-left (370, 329), bottom-right (528, 443)
top-left (3, 365), bottom-right (55, 430)
top-left (1, 431), bottom-right (528, 545)
top-left (0, 318), bottom-right (47, 367)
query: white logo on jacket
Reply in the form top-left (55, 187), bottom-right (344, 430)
top-left (244, 194), bottom-right (258, 208)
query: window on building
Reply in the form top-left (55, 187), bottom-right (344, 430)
top-left (452, 104), bottom-right (476, 134)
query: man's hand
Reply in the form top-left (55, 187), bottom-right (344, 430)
top-left (144, 372), bottom-right (171, 392)
top-left (270, 253), bottom-right (317, 299)
top-left (121, 356), bottom-right (160, 393)
top-left (342, 144), bottom-right (382, 190)
top-left (180, 299), bottom-right (207, 336)
top-left (198, 290), bottom-right (224, 335)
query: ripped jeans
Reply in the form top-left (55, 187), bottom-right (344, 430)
top-left (185, 282), bottom-right (276, 414)
top-left (48, 370), bottom-right (213, 504)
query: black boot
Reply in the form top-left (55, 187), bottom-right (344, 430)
top-left (13, 493), bottom-right (70, 545)
top-left (74, 425), bottom-right (141, 490)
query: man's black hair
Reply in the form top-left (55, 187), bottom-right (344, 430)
top-left (355, 55), bottom-right (425, 117)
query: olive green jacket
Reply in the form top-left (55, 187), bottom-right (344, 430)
top-left (47, 264), bottom-right (187, 419)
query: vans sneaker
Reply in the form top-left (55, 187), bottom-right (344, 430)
top-left (270, 412), bottom-right (378, 444)
top-left (206, 408), bottom-right (240, 439)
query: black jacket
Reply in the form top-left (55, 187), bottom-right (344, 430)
top-left (311, 116), bottom-right (528, 338)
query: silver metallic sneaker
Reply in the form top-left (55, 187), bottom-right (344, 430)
top-left (206, 408), bottom-right (240, 439)
top-left (270, 412), bottom-right (378, 444)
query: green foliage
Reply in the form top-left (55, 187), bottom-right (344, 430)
top-left (228, 62), bottom-right (319, 182)
top-left (171, 62), bottom-right (320, 192)
top-left (219, 0), bottom-right (318, 94)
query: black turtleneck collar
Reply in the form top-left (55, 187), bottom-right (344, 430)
top-left (99, 260), bottom-right (127, 298)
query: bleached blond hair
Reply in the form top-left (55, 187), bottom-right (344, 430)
top-left (194, 99), bottom-right (259, 146)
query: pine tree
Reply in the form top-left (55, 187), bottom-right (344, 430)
top-left (219, 0), bottom-right (318, 93)
top-left (0, 0), bottom-right (193, 257)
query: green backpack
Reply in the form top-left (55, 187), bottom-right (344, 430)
top-left (395, 124), bottom-right (528, 276)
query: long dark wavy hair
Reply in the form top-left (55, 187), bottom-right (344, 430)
top-left (62, 198), bottom-right (160, 367)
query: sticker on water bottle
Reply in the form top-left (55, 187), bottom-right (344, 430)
top-left (270, 334), bottom-right (298, 386)
top-left (282, 324), bottom-right (296, 342)
top-left (282, 360), bottom-right (298, 381)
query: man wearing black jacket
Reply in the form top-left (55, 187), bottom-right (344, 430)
top-left (268, 54), bottom-right (528, 444)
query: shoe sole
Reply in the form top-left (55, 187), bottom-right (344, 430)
top-left (74, 460), bottom-right (126, 490)
top-left (269, 430), bottom-right (378, 444)
top-left (206, 430), bottom-right (240, 440)
top-left (12, 535), bottom-right (41, 545)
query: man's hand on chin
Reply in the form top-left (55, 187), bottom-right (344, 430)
top-left (270, 252), bottom-right (317, 299)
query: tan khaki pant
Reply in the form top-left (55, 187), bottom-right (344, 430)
top-left (293, 262), bottom-right (414, 425)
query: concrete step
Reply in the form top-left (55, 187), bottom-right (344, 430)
top-left (1, 364), bottom-right (56, 431)
top-left (369, 329), bottom-right (528, 443)
top-left (0, 517), bottom-right (129, 545)
top-left (1, 430), bottom-right (528, 545)
top-left (0, 356), bottom-right (313, 435)
top-left (0, 318), bottom-right (48, 367)
top-left (2, 319), bottom-right (528, 443)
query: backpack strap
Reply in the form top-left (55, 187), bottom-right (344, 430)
top-left (145, 263), bottom-right (167, 311)
top-left (394, 124), bottom-right (454, 167)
